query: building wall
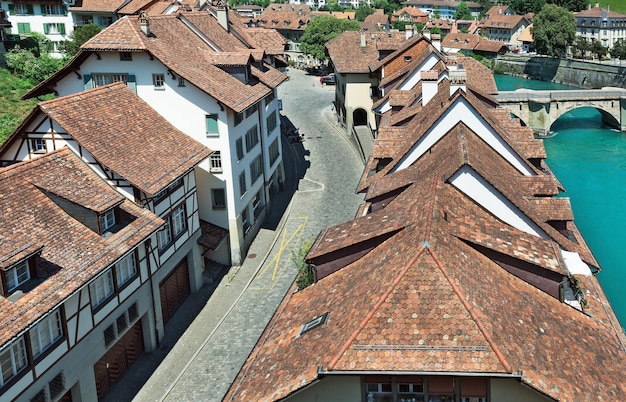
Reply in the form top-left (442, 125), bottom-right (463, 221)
top-left (490, 378), bottom-right (552, 402)
top-left (383, 39), bottom-right (430, 78)
top-left (344, 74), bottom-right (378, 131)
top-left (285, 375), bottom-right (362, 402)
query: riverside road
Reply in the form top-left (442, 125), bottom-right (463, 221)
top-left (102, 68), bottom-right (366, 401)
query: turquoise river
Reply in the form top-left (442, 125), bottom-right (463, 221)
top-left (495, 75), bottom-right (626, 329)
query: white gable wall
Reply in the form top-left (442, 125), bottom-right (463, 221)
top-left (449, 165), bottom-right (547, 239)
top-left (392, 97), bottom-right (535, 175)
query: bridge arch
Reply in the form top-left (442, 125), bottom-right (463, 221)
top-left (552, 104), bottom-right (620, 131)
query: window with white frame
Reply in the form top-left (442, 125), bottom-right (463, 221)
top-left (115, 253), bottom-right (137, 287)
top-left (171, 204), bottom-right (186, 237)
top-left (31, 139), bottom-right (46, 153)
top-left (43, 23), bottom-right (66, 35)
top-left (153, 73), bottom-right (165, 89)
top-left (43, 5), bottom-right (66, 15)
top-left (89, 270), bottom-right (115, 308)
top-left (206, 114), bottom-right (219, 136)
top-left (239, 171), bottom-right (247, 198)
top-left (266, 111), bottom-right (277, 135)
top-left (99, 209), bottom-right (115, 233)
top-left (212, 188), bottom-right (226, 209)
top-left (4, 261), bottom-right (31, 293)
top-left (269, 138), bottom-right (280, 166)
top-left (93, 73), bottom-right (127, 87)
top-left (10, 4), bottom-right (33, 15)
top-left (157, 220), bottom-right (172, 251)
top-left (210, 151), bottom-right (222, 172)
top-left (236, 138), bottom-right (244, 161)
top-left (250, 155), bottom-right (263, 183)
top-left (30, 309), bottom-right (63, 358)
top-left (245, 125), bottom-right (259, 152)
top-left (0, 338), bottom-right (28, 387)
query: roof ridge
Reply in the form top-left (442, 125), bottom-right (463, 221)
top-left (426, 246), bottom-right (513, 373)
top-left (326, 246), bottom-right (426, 371)
top-left (0, 148), bottom-right (70, 179)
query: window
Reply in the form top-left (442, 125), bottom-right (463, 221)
top-left (250, 155), bottom-right (263, 183)
top-left (5, 261), bottom-right (31, 292)
top-left (30, 309), bottom-right (63, 358)
top-left (178, 76), bottom-right (185, 87)
top-left (43, 5), bottom-right (66, 15)
top-left (241, 206), bottom-right (250, 233)
top-left (115, 253), bottom-right (137, 287)
top-left (153, 178), bottom-right (183, 205)
top-left (17, 23), bottom-right (31, 34)
top-left (297, 312), bottom-right (328, 337)
top-left (206, 114), bottom-right (219, 136)
top-left (239, 171), bottom-right (247, 197)
top-left (252, 190), bottom-right (263, 219)
top-left (0, 338), bottom-right (28, 387)
top-left (212, 189), bottom-right (226, 209)
top-left (171, 204), bottom-right (186, 236)
top-left (265, 90), bottom-right (275, 105)
top-left (89, 270), bottom-right (115, 308)
top-left (120, 52), bottom-right (132, 61)
top-left (43, 23), bottom-right (66, 35)
top-left (100, 16), bottom-right (114, 27)
top-left (157, 220), bottom-right (172, 251)
top-left (266, 111), bottom-right (277, 135)
top-left (269, 138), bottom-right (280, 166)
top-left (210, 151), bottom-right (222, 172)
top-left (234, 111), bottom-right (244, 126)
top-left (92, 73), bottom-right (127, 87)
top-left (9, 4), bottom-right (33, 16)
top-left (99, 209), bottom-right (115, 233)
top-left (153, 73), bottom-right (165, 89)
top-left (32, 139), bottom-right (46, 153)
top-left (245, 104), bottom-right (257, 118)
top-left (245, 125), bottom-right (259, 152)
top-left (236, 138), bottom-right (244, 161)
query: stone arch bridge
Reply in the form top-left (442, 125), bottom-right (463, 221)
top-left (494, 88), bottom-right (626, 135)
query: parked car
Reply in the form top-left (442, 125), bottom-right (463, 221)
top-left (320, 75), bottom-right (335, 85)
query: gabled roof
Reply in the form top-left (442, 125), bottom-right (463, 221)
top-left (574, 6), bottom-right (626, 18)
top-left (226, 169), bottom-right (626, 401)
top-left (0, 148), bottom-right (162, 346)
top-left (478, 14), bottom-right (528, 29)
top-left (23, 12), bottom-right (288, 112)
top-left (70, 0), bottom-right (126, 13)
top-left (518, 24), bottom-right (533, 42)
top-left (9, 83), bottom-right (212, 195)
top-left (326, 31), bottom-right (406, 74)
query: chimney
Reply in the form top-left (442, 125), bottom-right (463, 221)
top-left (423, 28), bottom-right (431, 40)
top-left (595, 2), bottom-right (599, 8)
top-left (138, 11), bottom-right (150, 37)
top-left (449, 67), bottom-right (467, 94)
top-left (217, 4), bottom-right (229, 31)
top-left (421, 70), bottom-right (438, 106)
top-left (405, 24), bottom-right (413, 40)
top-left (431, 33), bottom-right (441, 52)
top-left (360, 31), bottom-right (366, 48)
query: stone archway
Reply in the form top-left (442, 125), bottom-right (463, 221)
top-left (353, 108), bottom-right (368, 126)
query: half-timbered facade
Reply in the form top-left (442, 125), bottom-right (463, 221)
top-left (0, 83), bottom-right (214, 361)
top-left (0, 149), bottom-right (166, 401)
top-left (23, 10), bottom-right (288, 266)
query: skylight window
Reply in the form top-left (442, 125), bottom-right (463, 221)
top-left (297, 312), bottom-right (329, 337)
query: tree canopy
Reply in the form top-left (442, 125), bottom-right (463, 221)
top-left (453, 2), bottom-right (473, 20)
top-left (300, 15), bottom-right (360, 60)
top-left (355, 2), bottom-right (375, 21)
top-left (547, 0), bottom-right (587, 12)
top-left (64, 23), bottom-right (101, 56)
top-left (509, 0), bottom-right (546, 15)
top-left (531, 4), bottom-right (575, 57)
top-left (610, 39), bottom-right (626, 64)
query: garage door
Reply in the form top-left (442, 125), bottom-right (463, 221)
top-left (159, 259), bottom-right (190, 324)
top-left (93, 320), bottom-right (144, 400)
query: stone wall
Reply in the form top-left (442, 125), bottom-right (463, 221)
top-left (495, 55), bottom-right (626, 89)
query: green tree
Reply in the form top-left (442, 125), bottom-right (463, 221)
top-left (610, 38), bottom-right (626, 65)
top-left (572, 36), bottom-right (590, 59)
top-left (532, 4), bottom-right (575, 57)
top-left (453, 1), bottom-right (473, 20)
top-left (372, 0), bottom-right (396, 15)
top-left (292, 238), bottom-right (314, 289)
top-left (510, 0), bottom-right (546, 14)
top-left (355, 2), bottom-right (375, 21)
top-left (0, 69), bottom-right (47, 144)
top-left (300, 15), bottom-right (360, 60)
top-left (64, 23), bottom-right (101, 56)
top-left (430, 26), bottom-right (442, 36)
top-left (4, 47), bottom-right (64, 83)
top-left (589, 38), bottom-right (607, 60)
top-left (547, 0), bottom-right (587, 12)
top-left (432, 6), bottom-right (440, 19)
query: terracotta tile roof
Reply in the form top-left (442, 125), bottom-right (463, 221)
top-left (35, 83), bottom-right (212, 195)
top-left (474, 40), bottom-right (509, 53)
top-left (310, 10), bottom-right (356, 20)
top-left (257, 10), bottom-right (310, 31)
top-left (265, 3), bottom-right (310, 13)
top-left (369, 34), bottom-right (432, 72)
top-left (392, 6), bottom-right (428, 19)
top-left (117, 0), bottom-right (154, 15)
top-left (478, 14), bottom-right (528, 29)
top-left (326, 31), bottom-right (406, 74)
top-left (426, 18), bottom-right (452, 30)
top-left (70, 0), bottom-right (124, 13)
top-left (575, 6), bottom-right (626, 18)
top-left (518, 24), bottom-right (533, 42)
top-left (441, 32), bottom-right (480, 50)
top-left (226, 171), bottom-right (626, 401)
top-left (0, 149), bottom-right (162, 346)
top-left (198, 220), bottom-right (229, 250)
top-left (23, 12), bottom-right (287, 112)
top-left (240, 27), bottom-right (287, 55)
top-left (403, 0), bottom-right (481, 6)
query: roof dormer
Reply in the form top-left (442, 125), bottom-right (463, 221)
top-left (1, 245), bottom-right (43, 300)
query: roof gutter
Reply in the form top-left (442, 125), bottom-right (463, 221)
top-left (317, 367), bottom-right (524, 379)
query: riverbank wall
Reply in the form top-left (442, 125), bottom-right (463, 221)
top-left (495, 55), bottom-right (626, 89)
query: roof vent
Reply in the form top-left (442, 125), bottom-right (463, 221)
top-left (138, 11), bottom-right (150, 37)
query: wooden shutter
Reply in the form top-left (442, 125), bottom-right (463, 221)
top-left (59, 24), bottom-right (66, 35)
top-left (84, 74), bottom-right (93, 90)
top-left (43, 24), bottom-right (49, 34)
top-left (126, 75), bottom-right (136, 93)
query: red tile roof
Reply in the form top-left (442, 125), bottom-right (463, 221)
top-left (326, 31), bottom-right (406, 74)
top-left (0, 149), bottom-right (162, 346)
top-left (24, 83), bottom-right (212, 195)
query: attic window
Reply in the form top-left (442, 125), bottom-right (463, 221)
top-left (119, 52), bottom-right (132, 61)
top-left (297, 312), bottom-right (329, 337)
top-left (99, 209), bottom-right (116, 234)
top-left (3, 260), bottom-right (31, 294)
